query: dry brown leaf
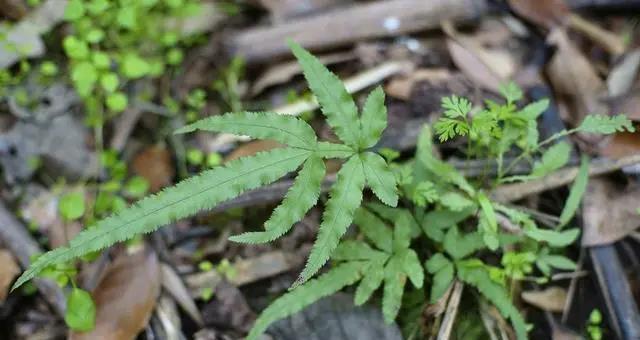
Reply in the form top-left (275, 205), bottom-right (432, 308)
top-left (547, 29), bottom-right (607, 128)
top-left (508, 0), bottom-right (570, 29)
top-left (582, 177), bottom-right (640, 246)
top-left (224, 140), bottom-right (282, 162)
top-left (70, 248), bottom-right (161, 340)
top-left (600, 129), bottom-right (640, 160)
top-left (613, 92), bottom-right (640, 122)
top-left (132, 145), bottom-right (175, 192)
top-left (252, 51), bottom-right (355, 95)
top-left (385, 68), bottom-right (451, 100)
top-left (443, 23), bottom-right (514, 93)
top-left (160, 263), bottom-right (204, 326)
top-left (0, 249), bottom-right (19, 302)
top-left (521, 286), bottom-right (567, 312)
top-left (607, 49), bottom-right (640, 97)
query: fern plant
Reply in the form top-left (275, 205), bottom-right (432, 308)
top-left (12, 41), bottom-right (397, 291)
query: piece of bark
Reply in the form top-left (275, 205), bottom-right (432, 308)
top-left (0, 201), bottom-right (66, 316)
top-left (226, 0), bottom-right (489, 63)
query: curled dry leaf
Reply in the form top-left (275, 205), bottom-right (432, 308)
top-left (132, 145), bottom-right (175, 192)
top-left (70, 248), bottom-right (161, 340)
top-left (582, 177), bottom-right (640, 246)
top-left (521, 286), bottom-right (568, 312)
top-left (0, 249), bottom-right (19, 302)
top-left (508, 0), bottom-right (570, 29)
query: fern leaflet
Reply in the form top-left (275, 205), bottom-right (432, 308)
top-left (382, 256), bottom-right (406, 323)
top-left (359, 86), bottom-right (387, 149)
top-left (229, 155), bottom-right (325, 244)
top-left (246, 262), bottom-right (365, 340)
top-left (289, 41), bottom-right (361, 147)
top-left (353, 207), bottom-right (393, 253)
top-left (295, 156), bottom-right (365, 286)
top-left (354, 261), bottom-right (385, 305)
top-left (361, 152), bottom-right (398, 207)
top-left (13, 147), bottom-right (310, 290)
top-left (175, 111), bottom-right (317, 150)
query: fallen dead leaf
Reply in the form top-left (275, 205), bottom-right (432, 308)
top-left (582, 177), bottom-right (640, 246)
top-left (252, 51), bottom-right (355, 95)
top-left (443, 22), bottom-right (514, 93)
top-left (608, 49), bottom-right (640, 98)
top-left (132, 145), bottom-right (175, 192)
top-left (600, 128), bottom-right (640, 160)
top-left (521, 286), bottom-right (567, 312)
top-left (160, 263), bottom-right (204, 326)
top-left (613, 92), bottom-right (640, 122)
top-left (385, 68), bottom-right (451, 100)
top-left (224, 140), bottom-right (282, 162)
top-left (70, 247), bottom-right (161, 340)
top-left (0, 249), bottom-right (19, 302)
top-left (508, 0), bottom-right (569, 29)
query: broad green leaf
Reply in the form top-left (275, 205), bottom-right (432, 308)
top-left (332, 240), bottom-right (388, 261)
top-left (366, 203), bottom-right (421, 238)
top-left (524, 226), bottom-right (580, 248)
top-left (382, 256), bottom-right (406, 323)
top-left (520, 99), bottom-right (549, 120)
top-left (477, 192), bottom-right (497, 233)
top-left (425, 253), bottom-right (450, 273)
top-left (121, 53), bottom-right (150, 79)
top-left (355, 261), bottom-right (385, 305)
top-left (531, 141), bottom-right (571, 178)
top-left (106, 92), bottom-right (128, 112)
top-left (400, 249), bottom-right (423, 288)
top-left (539, 254), bottom-right (577, 270)
top-left (577, 114), bottom-right (635, 134)
top-left (353, 207), bottom-right (393, 253)
top-left (176, 112), bottom-right (318, 150)
top-left (429, 260), bottom-right (454, 303)
top-left (444, 227), bottom-right (485, 260)
top-left (393, 213), bottom-right (412, 252)
top-left (440, 192), bottom-right (475, 212)
top-left (558, 156), bottom-right (589, 228)
top-left (230, 156), bottom-right (325, 243)
top-left (421, 207), bottom-right (476, 242)
top-left (64, 288), bottom-right (96, 332)
top-left (295, 156), bottom-right (365, 286)
top-left (289, 41), bottom-right (360, 147)
top-left (246, 262), bottom-right (364, 340)
top-left (359, 86), bottom-right (387, 148)
top-left (361, 152), bottom-right (398, 207)
top-left (71, 62), bottom-right (97, 97)
top-left (13, 147), bottom-right (311, 290)
top-left (59, 191), bottom-right (85, 221)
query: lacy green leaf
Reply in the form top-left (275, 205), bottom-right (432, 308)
top-left (361, 152), bottom-right (398, 207)
top-left (229, 155), bottom-right (325, 243)
top-left (295, 156), bottom-right (365, 286)
top-left (246, 262), bottom-right (364, 340)
top-left (175, 111), bottom-right (317, 150)
top-left (13, 147), bottom-right (310, 290)
top-left (558, 156), bottom-right (589, 228)
top-left (289, 41), bottom-right (360, 147)
top-left (578, 114), bottom-right (635, 134)
top-left (359, 86), bottom-right (387, 149)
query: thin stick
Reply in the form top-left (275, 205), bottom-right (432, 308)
top-left (437, 280), bottom-right (464, 340)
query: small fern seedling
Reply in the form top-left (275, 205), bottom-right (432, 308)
top-left (12, 41), bottom-right (398, 291)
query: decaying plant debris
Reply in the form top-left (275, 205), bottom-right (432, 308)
top-left (1, 0), bottom-right (640, 339)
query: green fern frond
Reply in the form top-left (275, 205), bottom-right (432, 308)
top-left (382, 256), bottom-right (406, 323)
top-left (355, 261), bottom-right (385, 305)
top-left (289, 41), bottom-right (360, 147)
top-left (12, 147), bottom-right (311, 290)
top-left (361, 152), bottom-right (398, 207)
top-left (333, 240), bottom-right (388, 262)
top-left (246, 261), bottom-right (365, 340)
top-left (229, 155), bottom-right (325, 244)
top-left (175, 111), bottom-right (318, 150)
top-left (359, 86), bottom-right (387, 149)
top-left (353, 207), bottom-right (393, 253)
top-left (578, 114), bottom-right (635, 134)
top-left (315, 141), bottom-right (355, 159)
top-left (295, 156), bottom-right (365, 286)
top-left (400, 249), bottom-right (424, 288)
